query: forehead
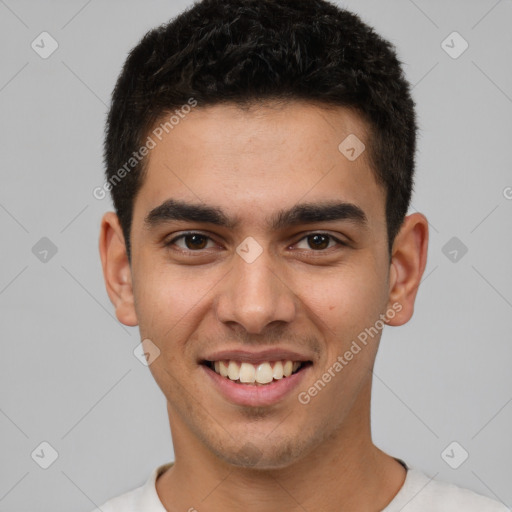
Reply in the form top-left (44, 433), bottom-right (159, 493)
top-left (134, 101), bottom-right (386, 232)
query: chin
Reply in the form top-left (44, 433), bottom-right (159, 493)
top-left (212, 435), bottom-right (313, 471)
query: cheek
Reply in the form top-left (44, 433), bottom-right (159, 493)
top-left (132, 262), bottom-right (194, 338)
top-left (132, 261), bottom-right (222, 359)
top-left (302, 261), bottom-right (388, 335)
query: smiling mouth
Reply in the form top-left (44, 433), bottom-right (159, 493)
top-left (201, 359), bottom-right (312, 385)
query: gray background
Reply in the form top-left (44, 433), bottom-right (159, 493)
top-left (0, 0), bottom-right (511, 510)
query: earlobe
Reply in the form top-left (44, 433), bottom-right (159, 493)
top-left (99, 212), bottom-right (138, 327)
top-left (386, 213), bottom-right (429, 326)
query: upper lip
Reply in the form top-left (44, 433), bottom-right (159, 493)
top-left (200, 348), bottom-right (313, 365)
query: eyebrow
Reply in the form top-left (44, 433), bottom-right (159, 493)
top-left (144, 198), bottom-right (368, 231)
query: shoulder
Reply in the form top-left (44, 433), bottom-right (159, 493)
top-left (89, 485), bottom-right (143, 512)
top-left (88, 462), bottom-right (172, 512)
top-left (386, 467), bottom-right (509, 512)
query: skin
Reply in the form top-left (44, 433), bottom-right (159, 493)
top-left (99, 101), bottom-right (428, 511)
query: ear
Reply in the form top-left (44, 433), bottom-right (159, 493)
top-left (386, 212), bottom-right (429, 326)
top-left (99, 212), bottom-right (138, 326)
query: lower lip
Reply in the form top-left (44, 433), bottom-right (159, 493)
top-left (201, 364), bottom-right (310, 407)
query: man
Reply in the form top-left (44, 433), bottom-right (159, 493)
top-left (95, 0), bottom-right (507, 510)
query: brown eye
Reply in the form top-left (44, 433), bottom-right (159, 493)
top-left (307, 234), bottom-right (330, 250)
top-left (166, 232), bottom-right (215, 251)
top-left (295, 233), bottom-right (343, 251)
top-left (183, 234), bottom-right (208, 250)
top-left (295, 232), bottom-right (348, 254)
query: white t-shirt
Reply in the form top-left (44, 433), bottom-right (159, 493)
top-left (91, 462), bottom-right (508, 511)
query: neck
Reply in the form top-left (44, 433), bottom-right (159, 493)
top-left (156, 380), bottom-right (406, 512)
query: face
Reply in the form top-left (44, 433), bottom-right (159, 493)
top-left (101, 101), bottom-right (426, 470)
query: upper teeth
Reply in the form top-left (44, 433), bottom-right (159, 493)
top-left (212, 360), bottom-right (302, 384)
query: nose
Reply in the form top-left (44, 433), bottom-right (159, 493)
top-left (214, 245), bottom-right (297, 334)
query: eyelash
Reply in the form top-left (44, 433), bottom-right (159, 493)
top-left (165, 231), bottom-right (347, 254)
